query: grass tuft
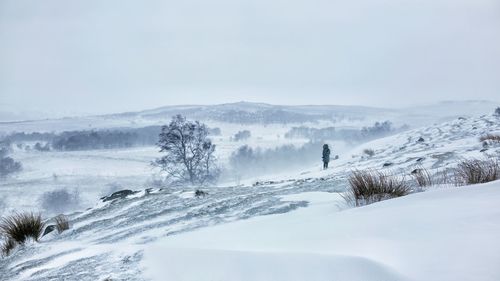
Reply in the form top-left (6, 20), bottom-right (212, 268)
top-left (363, 149), bottom-right (375, 157)
top-left (0, 212), bottom-right (45, 244)
top-left (345, 169), bottom-right (411, 206)
top-left (454, 158), bottom-right (500, 186)
top-left (1, 238), bottom-right (16, 257)
top-left (55, 215), bottom-right (70, 234)
top-left (479, 134), bottom-right (500, 142)
top-left (411, 167), bottom-right (432, 188)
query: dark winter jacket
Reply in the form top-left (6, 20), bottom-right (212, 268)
top-left (322, 144), bottom-right (331, 162)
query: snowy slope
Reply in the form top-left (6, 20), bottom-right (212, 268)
top-left (143, 182), bottom-right (500, 281)
top-left (279, 114), bottom-right (500, 184)
top-left (1, 114), bottom-right (499, 280)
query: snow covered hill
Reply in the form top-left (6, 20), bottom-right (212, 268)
top-left (0, 114), bottom-right (499, 280)
top-left (0, 100), bottom-right (497, 133)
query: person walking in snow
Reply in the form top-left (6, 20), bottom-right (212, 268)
top-left (322, 144), bottom-right (330, 169)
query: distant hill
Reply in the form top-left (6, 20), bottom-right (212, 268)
top-left (0, 100), bottom-right (498, 134)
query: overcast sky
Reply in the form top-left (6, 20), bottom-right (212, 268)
top-left (1, 0), bottom-right (499, 116)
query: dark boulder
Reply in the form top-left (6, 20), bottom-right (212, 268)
top-left (43, 225), bottom-right (56, 237)
top-left (416, 157), bottom-right (425, 162)
top-left (100, 190), bottom-right (137, 202)
top-left (417, 137), bottom-right (425, 142)
top-left (383, 162), bottom-right (393, 167)
top-left (195, 190), bottom-right (208, 197)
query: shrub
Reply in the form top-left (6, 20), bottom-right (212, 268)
top-left (346, 170), bottom-right (411, 206)
top-left (195, 190), bottom-right (208, 197)
top-left (232, 130), bottom-right (251, 141)
top-left (39, 189), bottom-right (81, 215)
top-left (0, 144), bottom-right (22, 177)
top-left (479, 134), bottom-right (500, 142)
top-left (0, 213), bottom-right (45, 244)
top-left (363, 149), bottom-right (375, 157)
top-left (55, 215), bottom-right (70, 234)
top-left (454, 158), bottom-right (499, 186)
top-left (0, 156), bottom-right (22, 177)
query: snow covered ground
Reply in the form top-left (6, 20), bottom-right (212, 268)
top-left (1, 110), bottom-right (499, 280)
top-left (2, 180), bottom-right (500, 280)
top-left (143, 182), bottom-right (500, 281)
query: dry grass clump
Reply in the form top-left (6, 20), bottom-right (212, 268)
top-left (1, 238), bottom-right (16, 257)
top-left (346, 170), bottom-right (411, 206)
top-left (363, 149), bottom-right (375, 157)
top-left (0, 212), bottom-right (45, 256)
top-left (0, 212), bottom-right (45, 244)
top-left (55, 215), bottom-right (70, 234)
top-left (454, 158), bottom-right (500, 186)
top-left (411, 167), bottom-right (432, 188)
top-left (479, 134), bottom-right (500, 142)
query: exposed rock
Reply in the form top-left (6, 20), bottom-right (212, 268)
top-left (383, 162), bottom-right (393, 167)
top-left (416, 157), bottom-right (425, 162)
top-left (43, 225), bottom-right (56, 237)
top-left (195, 190), bottom-right (208, 197)
top-left (100, 190), bottom-right (138, 202)
top-left (480, 148), bottom-right (488, 152)
top-left (417, 137), bottom-right (425, 142)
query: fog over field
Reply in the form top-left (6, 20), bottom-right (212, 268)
top-left (1, 1), bottom-right (500, 281)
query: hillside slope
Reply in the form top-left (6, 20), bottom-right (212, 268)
top-left (0, 114), bottom-right (499, 280)
top-left (143, 182), bottom-right (500, 281)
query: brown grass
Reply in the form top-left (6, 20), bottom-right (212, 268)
top-left (412, 167), bottom-right (432, 188)
top-left (0, 212), bottom-right (45, 244)
top-left (454, 158), bottom-right (500, 186)
top-left (55, 215), bottom-right (70, 234)
top-left (479, 134), bottom-right (500, 142)
top-left (346, 170), bottom-right (412, 206)
top-left (1, 238), bottom-right (16, 257)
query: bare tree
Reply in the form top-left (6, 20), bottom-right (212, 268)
top-left (154, 115), bottom-right (219, 186)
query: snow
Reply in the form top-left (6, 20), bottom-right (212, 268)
top-left (143, 183), bottom-right (500, 281)
top-left (1, 106), bottom-right (500, 280)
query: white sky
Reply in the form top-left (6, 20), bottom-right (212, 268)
top-left (1, 0), bottom-right (499, 115)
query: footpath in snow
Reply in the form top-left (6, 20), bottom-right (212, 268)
top-left (143, 181), bottom-right (500, 281)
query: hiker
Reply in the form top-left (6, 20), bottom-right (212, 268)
top-left (322, 144), bottom-right (330, 169)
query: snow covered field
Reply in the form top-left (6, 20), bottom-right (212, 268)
top-left (143, 182), bottom-right (500, 281)
top-left (0, 124), bottom-right (313, 214)
top-left (1, 111), bottom-right (499, 280)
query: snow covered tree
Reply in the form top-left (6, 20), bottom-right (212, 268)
top-left (154, 115), bottom-right (219, 186)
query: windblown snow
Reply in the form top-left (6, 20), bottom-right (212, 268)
top-left (0, 113), bottom-right (499, 281)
